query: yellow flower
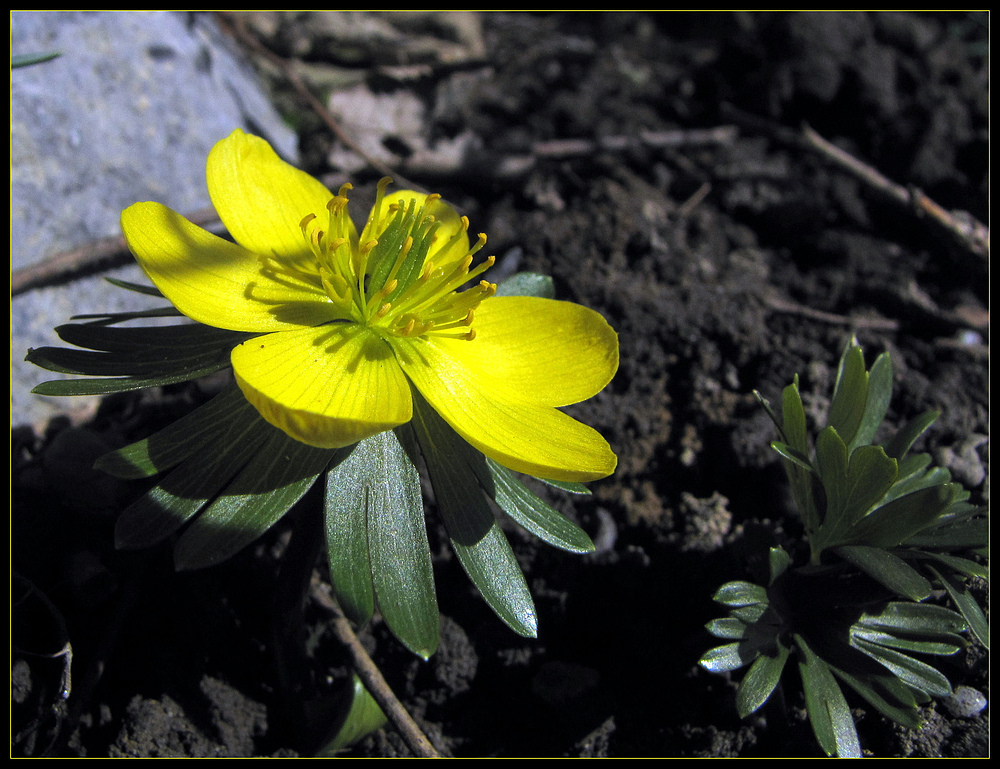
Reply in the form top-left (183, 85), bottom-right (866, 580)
top-left (121, 130), bottom-right (618, 482)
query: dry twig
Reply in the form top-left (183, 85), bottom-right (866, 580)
top-left (802, 124), bottom-right (989, 263)
top-left (11, 208), bottom-right (222, 297)
top-left (311, 581), bottom-right (442, 758)
top-left (216, 13), bottom-right (421, 191)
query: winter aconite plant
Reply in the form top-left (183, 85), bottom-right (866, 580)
top-left (700, 342), bottom-right (988, 757)
top-left (28, 129), bottom-right (619, 661)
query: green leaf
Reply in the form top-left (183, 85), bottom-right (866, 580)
top-left (927, 565), bottom-right (989, 650)
top-left (850, 628), bottom-right (963, 656)
top-left (796, 634), bottom-right (862, 758)
top-left (848, 484), bottom-right (958, 548)
top-left (856, 601), bottom-right (967, 637)
top-left (324, 446), bottom-right (375, 628)
top-left (172, 431), bottom-right (336, 570)
top-left (780, 376), bottom-right (818, 533)
top-left (753, 389), bottom-right (784, 440)
top-left (770, 441), bottom-right (813, 473)
top-left (830, 665), bottom-right (921, 730)
top-left (482, 458), bottom-right (594, 553)
top-left (316, 674), bottom-right (389, 755)
top-left (827, 344), bottom-right (868, 449)
top-left (699, 642), bottom-right (758, 673)
top-left (71, 307), bottom-right (184, 323)
top-left (369, 427), bottom-right (439, 659)
top-left (844, 445), bottom-right (899, 526)
top-left (536, 477), bottom-right (592, 495)
top-left (903, 511), bottom-right (988, 549)
top-left (29, 323), bottom-right (255, 395)
top-left (411, 396), bottom-right (537, 638)
top-left (885, 411), bottom-right (940, 461)
top-left (705, 617), bottom-right (750, 640)
top-left (909, 551), bottom-right (989, 580)
top-left (104, 277), bottom-right (165, 297)
top-left (97, 385), bottom-right (256, 478)
top-left (496, 271), bottom-right (556, 299)
top-left (712, 581), bottom-right (768, 607)
top-left (850, 351), bottom-right (891, 451)
top-left (113, 406), bottom-right (272, 549)
top-left (850, 637), bottom-right (953, 698)
top-left (834, 546), bottom-right (932, 601)
top-left (768, 547), bottom-right (791, 585)
top-left (11, 51), bottom-right (61, 68)
top-left (736, 643), bottom-right (791, 717)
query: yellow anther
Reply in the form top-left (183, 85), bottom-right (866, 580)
top-left (376, 302), bottom-right (392, 319)
top-left (466, 329), bottom-right (477, 341)
top-left (361, 240), bottom-right (378, 255)
top-left (337, 182), bottom-right (354, 197)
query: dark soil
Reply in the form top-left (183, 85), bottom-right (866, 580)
top-left (12, 12), bottom-right (989, 757)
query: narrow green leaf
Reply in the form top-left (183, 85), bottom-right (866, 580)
top-left (850, 351), bottom-right (892, 451)
top-left (753, 389), bottom-right (784, 440)
top-left (316, 674), bottom-right (389, 755)
top-left (903, 513), bottom-right (988, 549)
top-left (12, 51), bottom-right (62, 68)
top-left (713, 581), bottom-right (768, 607)
top-left (536, 477), bottom-right (592, 495)
top-left (770, 441), bottom-right (813, 473)
top-left (851, 637), bottom-right (953, 697)
top-left (324, 445), bottom-right (375, 628)
top-left (927, 565), bottom-right (990, 650)
top-left (97, 385), bottom-right (256, 478)
top-left (835, 546), bottom-right (932, 601)
top-left (113, 406), bottom-right (271, 549)
top-left (780, 376), bottom-right (818, 533)
top-left (796, 634), bottom-right (862, 758)
top-left (781, 376), bottom-right (808, 455)
top-left (909, 551), bottom-right (989, 580)
top-left (848, 484), bottom-right (958, 548)
top-left (104, 277), bottom-right (165, 297)
top-left (885, 411), bottom-right (940, 461)
top-left (827, 344), bottom-right (868, 449)
top-left (851, 628), bottom-right (963, 656)
top-left (736, 643), bottom-right (790, 717)
top-left (71, 307), bottom-right (184, 323)
top-left (496, 271), bottom-right (556, 299)
top-left (483, 458), bottom-right (594, 553)
top-left (830, 665), bottom-right (921, 730)
top-left (173, 431), bottom-right (336, 570)
top-left (367, 426), bottom-right (439, 659)
top-left (412, 396), bottom-right (537, 638)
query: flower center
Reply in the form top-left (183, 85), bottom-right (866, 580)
top-left (298, 178), bottom-right (495, 341)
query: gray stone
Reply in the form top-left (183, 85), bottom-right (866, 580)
top-left (11, 12), bottom-right (296, 429)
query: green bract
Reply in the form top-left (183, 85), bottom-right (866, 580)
top-left (700, 341), bottom-right (988, 757)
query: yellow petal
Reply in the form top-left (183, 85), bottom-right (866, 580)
top-left (434, 296), bottom-right (619, 407)
top-left (232, 324), bottom-right (412, 448)
top-left (122, 201), bottom-right (337, 332)
top-left (393, 337), bottom-right (617, 482)
top-left (380, 190), bottom-right (470, 267)
top-left (207, 129), bottom-right (343, 259)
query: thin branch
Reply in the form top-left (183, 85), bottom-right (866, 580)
top-left (11, 208), bottom-right (222, 297)
top-left (311, 580), bottom-right (442, 758)
top-left (216, 13), bottom-right (421, 191)
top-left (802, 123), bottom-right (989, 262)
